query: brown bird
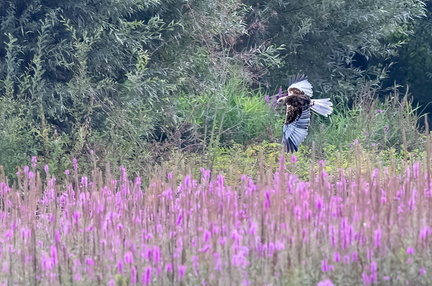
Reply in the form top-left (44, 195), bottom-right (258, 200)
top-left (277, 75), bottom-right (333, 152)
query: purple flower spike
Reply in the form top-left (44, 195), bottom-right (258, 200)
top-left (124, 251), bottom-right (134, 264)
top-left (374, 229), bottom-right (381, 248)
top-left (176, 214), bottom-right (183, 226)
top-left (278, 87), bottom-right (283, 98)
top-left (321, 259), bottom-right (329, 272)
top-left (384, 126), bottom-right (389, 133)
top-left (73, 158), bottom-right (78, 170)
top-left (406, 247), bottom-right (414, 255)
top-left (84, 258), bottom-right (94, 266)
top-left (317, 279), bottom-right (334, 286)
top-left (178, 265), bottom-right (187, 279)
top-left (131, 266), bottom-right (137, 284)
top-left (143, 266), bottom-right (151, 285)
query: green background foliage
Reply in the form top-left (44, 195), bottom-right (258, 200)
top-left (0, 0), bottom-right (430, 178)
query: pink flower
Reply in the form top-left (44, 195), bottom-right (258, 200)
top-left (176, 214), bottom-right (183, 226)
top-left (2, 262), bottom-right (8, 272)
top-left (321, 260), bottom-right (329, 272)
top-left (131, 266), bottom-right (137, 284)
top-left (143, 266), bottom-right (151, 285)
top-left (317, 279), bottom-right (334, 286)
top-left (73, 211), bottom-right (80, 225)
top-left (374, 229), bottom-right (381, 248)
top-left (406, 247), bottom-right (414, 255)
top-left (384, 126), bottom-right (389, 133)
top-left (117, 260), bottom-right (123, 274)
top-left (178, 265), bottom-right (187, 279)
top-left (50, 246), bottom-right (58, 266)
top-left (333, 252), bottom-right (340, 262)
top-left (124, 251), bottom-right (134, 264)
top-left (84, 258), bottom-right (94, 266)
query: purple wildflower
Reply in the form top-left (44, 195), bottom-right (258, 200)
top-left (321, 260), bottom-right (329, 272)
top-left (178, 265), bottom-right (187, 279)
top-left (124, 251), bottom-right (134, 264)
top-left (384, 126), bottom-right (389, 133)
top-left (84, 258), bottom-right (94, 266)
top-left (406, 247), bottom-right (414, 255)
top-left (317, 279), bottom-right (334, 286)
top-left (374, 229), bottom-right (381, 248)
top-left (143, 266), bottom-right (151, 285)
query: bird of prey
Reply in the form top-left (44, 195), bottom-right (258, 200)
top-left (276, 75), bottom-right (333, 152)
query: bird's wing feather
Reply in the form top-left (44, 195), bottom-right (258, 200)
top-left (282, 106), bottom-right (311, 152)
top-left (288, 75), bottom-right (313, 97)
top-left (288, 74), bottom-right (308, 86)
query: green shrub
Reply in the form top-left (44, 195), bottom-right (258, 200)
top-left (307, 84), bottom-right (424, 157)
top-left (0, 98), bottom-right (38, 176)
top-left (175, 78), bottom-right (280, 148)
top-left (168, 82), bottom-right (426, 182)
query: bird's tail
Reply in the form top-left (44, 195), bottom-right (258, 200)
top-left (311, 98), bottom-right (333, 117)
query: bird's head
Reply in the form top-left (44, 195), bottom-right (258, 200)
top-left (277, 96), bottom-right (289, 105)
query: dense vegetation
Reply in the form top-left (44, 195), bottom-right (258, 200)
top-left (0, 0), bottom-right (430, 178)
top-left (2, 1), bottom-right (432, 284)
top-left (1, 137), bottom-right (432, 285)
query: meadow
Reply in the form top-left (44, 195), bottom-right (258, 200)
top-left (1, 1), bottom-right (432, 285)
top-left (1, 136), bottom-right (431, 286)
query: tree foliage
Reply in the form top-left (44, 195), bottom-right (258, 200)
top-left (0, 0), bottom-right (428, 176)
top-left (0, 0), bottom-right (179, 172)
top-left (243, 0), bottom-right (425, 98)
top-left (386, 0), bottom-right (432, 115)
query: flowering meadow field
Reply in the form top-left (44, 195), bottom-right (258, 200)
top-left (1, 148), bottom-right (432, 286)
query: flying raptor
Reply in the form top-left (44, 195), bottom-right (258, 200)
top-left (277, 75), bottom-right (333, 152)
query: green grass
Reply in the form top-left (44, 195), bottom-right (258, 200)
top-left (175, 78), bottom-right (281, 148)
top-left (307, 85), bottom-right (424, 155)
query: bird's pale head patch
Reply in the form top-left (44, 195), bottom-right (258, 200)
top-left (277, 96), bottom-right (289, 104)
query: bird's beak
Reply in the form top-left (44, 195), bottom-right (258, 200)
top-left (277, 96), bottom-right (287, 104)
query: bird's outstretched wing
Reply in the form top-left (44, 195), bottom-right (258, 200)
top-left (288, 74), bottom-right (313, 97)
top-left (282, 106), bottom-right (311, 152)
